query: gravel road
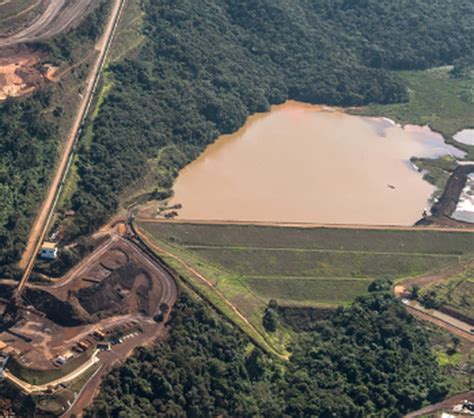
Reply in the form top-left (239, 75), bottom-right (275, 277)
top-left (0, 0), bottom-right (94, 48)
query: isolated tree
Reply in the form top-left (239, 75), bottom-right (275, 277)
top-left (450, 336), bottom-right (461, 354)
top-left (368, 278), bottom-right (393, 293)
top-left (410, 285), bottom-right (420, 300)
top-left (262, 307), bottom-right (278, 332)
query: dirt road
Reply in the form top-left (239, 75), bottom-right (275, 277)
top-left (16, 0), bottom-right (126, 298)
top-left (405, 391), bottom-right (474, 418)
top-left (396, 259), bottom-right (474, 291)
top-left (403, 300), bottom-right (474, 342)
top-left (4, 350), bottom-right (100, 393)
top-left (0, 0), bottom-right (94, 48)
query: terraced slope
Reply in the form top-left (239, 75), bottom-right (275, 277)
top-left (137, 221), bottom-right (474, 336)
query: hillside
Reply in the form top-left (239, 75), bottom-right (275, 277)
top-left (0, 1), bottom-right (111, 272)
top-left (66, 0), bottom-right (474, 239)
top-left (137, 221), bottom-right (474, 353)
top-left (85, 291), bottom-right (450, 418)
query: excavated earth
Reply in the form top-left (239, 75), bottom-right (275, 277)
top-left (0, 233), bottom-right (177, 370)
top-left (26, 238), bottom-right (170, 325)
top-left (0, 48), bottom-right (52, 101)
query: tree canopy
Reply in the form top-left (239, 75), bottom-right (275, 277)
top-left (69, 0), bottom-right (474, 237)
top-left (87, 291), bottom-right (447, 418)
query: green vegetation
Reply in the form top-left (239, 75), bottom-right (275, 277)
top-left (356, 66), bottom-right (474, 157)
top-left (68, 0), bottom-right (474, 239)
top-left (138, 222), bottom-right (473, 353)
top-left (190, 247), bottom-right (459, 278)
top-left (6, 348), bottom-right (94, 385)
top-left (247, 277), bottom-right (371, 304)
top-left (0, 0), bottom-right (112, 273)
top-left (139, 222), bottom-right (474, 255)
top-left (0, 92), bottom-right (58, 269)
top-left (86, 291), bottom-right (449, 418)
top-left (420, 266), bottom-right (474, 323)
top-left (425, 323), bottom-right (473, 395)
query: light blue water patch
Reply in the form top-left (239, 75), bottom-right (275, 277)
top-left (454, 129), bottom-right (474, 146)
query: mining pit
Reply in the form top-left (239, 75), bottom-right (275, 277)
top-left (0, 48), bottom-right (57, 101)
top-left (0, 233), bottom-right (177, 371)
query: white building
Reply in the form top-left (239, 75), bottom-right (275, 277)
top-left (40, 242), bottom-right (58, 260)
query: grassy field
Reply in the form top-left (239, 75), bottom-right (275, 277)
top-left (354, 66), bottom-right (474, 158)
top-left (137, 221), bottom-right (474, 353)
top-left (422, 267), bottom-right (474, 323)
top-left (246, 277), bottom-right (371, 304)
top-left (150, 223), bottom-right (474, 254)
top-left (190, 247), bottom-right (460, 278)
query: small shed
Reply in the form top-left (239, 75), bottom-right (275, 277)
top-left (40, 242), bottom-right (58, 260)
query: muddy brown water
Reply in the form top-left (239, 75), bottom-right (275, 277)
top-left (168, 102), bottom-right (464, 226)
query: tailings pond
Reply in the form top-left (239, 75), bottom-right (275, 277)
top-left (167, 102), bottom-right (464, 225)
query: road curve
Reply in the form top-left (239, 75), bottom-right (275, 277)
top-left (0, 0), bottom-right (95, 48)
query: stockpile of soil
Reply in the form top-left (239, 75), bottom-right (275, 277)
top-left (75, 262), bottom-right (160, 321)
top-left (23, 288), bottom-right (85, 327)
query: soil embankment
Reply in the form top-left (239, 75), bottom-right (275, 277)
top-left (420, 165), bottom-right (474, 226)
top-left (24, 236), bottom-right (171, 327)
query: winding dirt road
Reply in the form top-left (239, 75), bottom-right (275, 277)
top-left (0, 0), bottom-right (95, 48)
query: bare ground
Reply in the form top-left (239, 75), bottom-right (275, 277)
top-left (0, 230), bottom-right (177, 371)
top-left (0, 0), bottom-right (95, 48)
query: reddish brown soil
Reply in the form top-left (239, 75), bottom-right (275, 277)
top-left (0, 49), bottom-right (52, 100)
top-left (397, 259), bottom-right (474, 291)
top-left (0, 232), bottom-right (177, 372)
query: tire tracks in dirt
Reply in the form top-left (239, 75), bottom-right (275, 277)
top-left (0, 0), bottom-right (94, 48)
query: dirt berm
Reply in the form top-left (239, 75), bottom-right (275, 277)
top-left (419, 165), bottom-right (474, 225)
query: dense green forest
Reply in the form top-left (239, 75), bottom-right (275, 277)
top-left (0, 93), bottom-right (57, 267)
top-left (0, 1), bottom-right (110, 271)
top-left (86, 290), bottom-right (447, 417)
top-left (68, 0), bottom-right (474, 237)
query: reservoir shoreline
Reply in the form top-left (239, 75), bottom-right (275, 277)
top-left (164, 101), bottom-right (467, 226)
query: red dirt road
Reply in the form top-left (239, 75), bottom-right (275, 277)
top-left (405, 303), bottom-right (474, 342)
top-left (405, 391), bottom-right (474, 418)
